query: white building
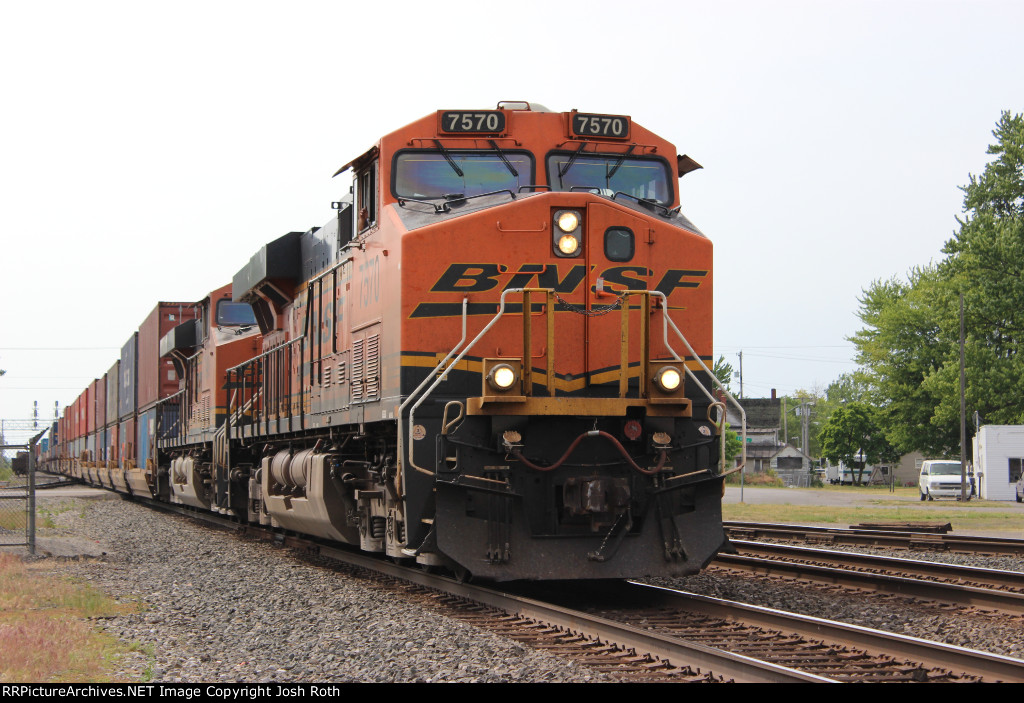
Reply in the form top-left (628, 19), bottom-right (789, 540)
top-left (972, 425), bottom-right (1024, 501)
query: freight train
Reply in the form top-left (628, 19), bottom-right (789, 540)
top-left (42, 102), bottom-right (744, 581)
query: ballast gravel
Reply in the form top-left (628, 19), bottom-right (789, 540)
top-left (28, 492), bottom-right (1024, 681)
top-left (36, 494), bottom-right (612, 683)
top-left (648, 539), bottom-right (1024, 661)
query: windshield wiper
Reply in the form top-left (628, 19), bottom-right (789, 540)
top-left (488, 140), bottom-right (518, 178)
top-left (558, 142), bottom-right (587, 178)
top-left (606, 145), bottom-right (636, 180)
top-left (433, 140), bottom-right (464, 177)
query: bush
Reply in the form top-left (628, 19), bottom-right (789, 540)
top-left (725, 467), bottom-right (785, 487)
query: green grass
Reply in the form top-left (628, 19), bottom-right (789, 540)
top-left (722, 499), bottom-right (1024, 533)
top-left (0, 553), bottom-right (143, 682)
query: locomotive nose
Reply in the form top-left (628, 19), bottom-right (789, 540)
top-left (579, 202), bottom-right (652, 390)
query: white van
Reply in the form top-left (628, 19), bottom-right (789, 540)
top-left (919, 460), bottom-right (971, 501)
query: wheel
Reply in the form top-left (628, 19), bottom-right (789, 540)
top-left (920, 491), bottom-right (926, 501)
top-left (1016, 492), bottom-right (1022, 503)
top-left (927, 491), bottom-right (934, 501)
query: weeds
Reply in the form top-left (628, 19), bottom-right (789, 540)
top-left (0, 552), bottom-right (136, 682)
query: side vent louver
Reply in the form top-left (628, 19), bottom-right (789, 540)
top-left (366, 333), bottom-right (380, 402)
top-left (350, 332), bottom-right (380, 404)
top-left (351, 339), bottom-right (364, 404)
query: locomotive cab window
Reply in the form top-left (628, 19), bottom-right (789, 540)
top-left (216, 300), bottom-right (257, 327)
top-left (392, 149), bottom-right (534, 201)
top-left (546, 151), bottom-right (672, 204)
top-left (605, 227), bottom-right (635, 261)
top-left (357, 161), bottom-right (377, 233)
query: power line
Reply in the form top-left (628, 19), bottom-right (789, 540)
top-left (0, 387), bottom-right (93, 390)
top-left (743, 352), bottom-right (857, 364)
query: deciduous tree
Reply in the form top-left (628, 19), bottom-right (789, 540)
top-left (851, 112), bottom-right (1024, 456)
top-left (818, 402), bottom-right (899, 482)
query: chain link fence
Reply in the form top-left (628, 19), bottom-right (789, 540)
top-left (775, 468), bottom-right (812, 488)
top-left (1, 419), bottom-right (45, 552)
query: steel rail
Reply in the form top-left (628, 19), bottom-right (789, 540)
top-left (623, 582), bottom-right (1024, 682)
top-left (313, 542), bottom-right (832, 683)
top-left (127, 496), bottom-right (825, 682)
top-left (730, 539), bottom-right (1024, 590)
top-left (127, 497), bottom-right (1024, 682)
top-left (725, 521), bottom-right (1024, 555)
top-left (718, 541), bottom-right (1024, 615)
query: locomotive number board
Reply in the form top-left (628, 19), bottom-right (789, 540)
top-left (570, 113), bottom-right (631, 139)
top-left (440, 111), bottom-right (506, 134)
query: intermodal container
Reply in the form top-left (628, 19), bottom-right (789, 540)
top-left (106, 360), bottom-right (119, 426)
top-left (137, 407), bottom-right (157, 469)
top-left (86, 382), bottom-right (97, 435)
top-left (119, 417), bottom-right (135, 463)
top-left (95, 377), bottom-right (106, 435)
top-left (119, 333), bottom-right (138, 420)
top-left (71, 393), bottom-right (82, 440)
top-left (108, 422), bottom-right (119, 464)
top-left (138, 303), bottom-right (197, 412)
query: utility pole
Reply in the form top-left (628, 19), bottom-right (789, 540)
top-left (960, 292), bottom-right (968, 501)
top-left (736, 351), bottom-right (744, 399)
top-left (782, 397), bottom-right (788, 446)
top-left (797, 401), bottom-right (815, 463)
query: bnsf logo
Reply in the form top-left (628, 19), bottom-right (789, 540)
top-left (430, 263), bottom-right (706, 297)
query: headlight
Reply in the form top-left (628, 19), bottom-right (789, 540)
top-left (487, 364), bottom-right (518, 391)
top-left (556, 211), bottom-right (579, 233)
top-left (557, 234), bottom-right (580, 255)
top-left (553, 210), bottom-right (582, 257)
top-left (654, 366), bottom-right (682, 393)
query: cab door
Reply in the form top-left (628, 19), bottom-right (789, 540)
top-left (584, 202), bottom-right (651, 392)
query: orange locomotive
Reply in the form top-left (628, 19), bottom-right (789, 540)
top-left (155, 284), bottom-right (261, 511)
top-left (222, 102), bottom-right (735, 580)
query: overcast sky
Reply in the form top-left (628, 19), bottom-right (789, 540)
top-left (1, 0), bottom-right (1022, 434)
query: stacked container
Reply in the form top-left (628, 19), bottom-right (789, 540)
top-left (106, 360), bottom-right (119, 463)
top-left (136, 303), bottom-right (197, 469)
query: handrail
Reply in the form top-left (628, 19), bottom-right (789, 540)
top-left (397, 189), bottom-right (517, 213)
top-left (400, 288), bottom-right (744, 478)
top-left (648, 290), bottom-right (746, 473)
top-left (154, 389), bottom-right (186, 445)
top-left (404, 287), bottom-right (563, 477)
top-left (398, 299), bottom-right (468, 479)
top-left (405, 289), bottom-right (548, 476)
top-left (227, 336), bottom-right (303, 374)
top-left (611, 191), bottom-right (671, 217)
top-left (397, 197), bottom-right (450, 214)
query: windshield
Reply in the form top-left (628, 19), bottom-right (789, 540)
top-left (546, 152), bottom-right (672, 203)
top-left (927, 462), bottom-right (962, 476)
top-left (216, 300), bottom-right (257, 327)
top-left (394, 151), bottom-right (534, 199)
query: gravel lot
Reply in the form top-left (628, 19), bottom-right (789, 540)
top-left (20, 490), bottom-right (1024, 682)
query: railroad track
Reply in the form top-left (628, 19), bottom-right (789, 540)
top-left (138, 497), bottom-right (1024, 683)
top-left (716, 540), bottom-right (1024, 615)
top-left (0, 473), bottom-right (78, 492)
top-left (724, 521), bottom-right (1024, 556)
